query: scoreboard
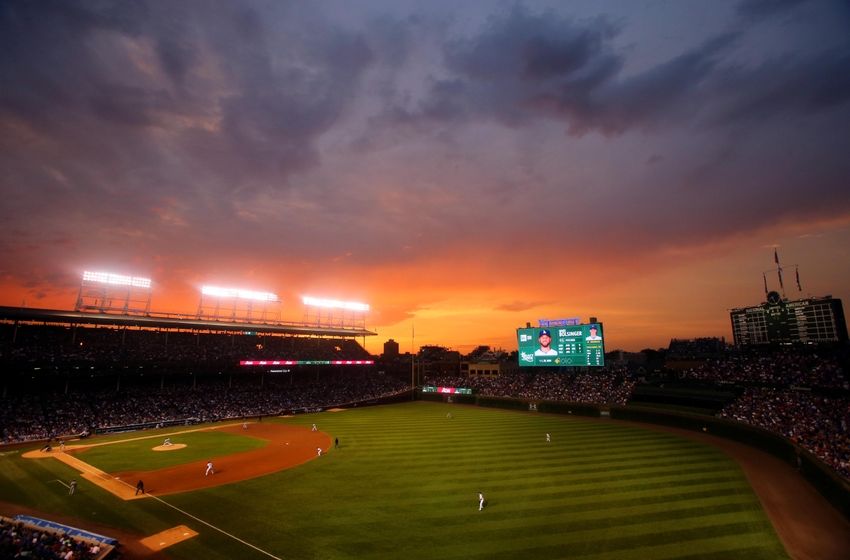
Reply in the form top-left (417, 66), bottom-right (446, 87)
top-left (517, 323), bottom-right (605, 367)
top-left (730, 293), bottom-right (848, 346)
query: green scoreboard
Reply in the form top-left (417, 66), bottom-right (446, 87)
top-left (517, 323), bottom-right (605, 367)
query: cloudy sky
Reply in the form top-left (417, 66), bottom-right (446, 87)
top-left (1, 0), bottom-right (849, 353)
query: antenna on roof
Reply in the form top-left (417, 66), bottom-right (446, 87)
top-left (764, 248), bottom-right (802, 301)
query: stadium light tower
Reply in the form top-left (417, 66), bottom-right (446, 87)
top-left (197, 285), bottom-right (280, 323)
top-left (302, 296), bottom-right (369, 329)
top-left (75, 270), bottom-right (153, 315)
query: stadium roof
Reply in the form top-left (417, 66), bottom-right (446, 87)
top-left (0, 306), bottom-right (376, 338)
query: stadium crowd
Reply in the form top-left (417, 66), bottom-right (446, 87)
top-left (0, 324), bottom-right (371, 372)
top-left (0, 517), bottom-right (102, 560)
top-left (719, 387), bottom-right (850, 479)
top-left (2, 324), bottom-right (849, 482)
top-left (0, 372), bottom-right (408, 444)
top-left (426, 367), bottom-right (636, 406)
top-left (676, 348), bottom-right (848, 389)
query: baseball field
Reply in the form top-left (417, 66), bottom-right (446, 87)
top-left (0, 401), bottom-right (802, 559)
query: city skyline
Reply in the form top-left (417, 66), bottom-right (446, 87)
top-left (1, 1), bottom-right (849, 354)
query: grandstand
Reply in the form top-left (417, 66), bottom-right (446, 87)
top-left (2, 307), bottom-right (850, 558)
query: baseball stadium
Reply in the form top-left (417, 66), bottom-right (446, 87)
top-left (1, 282), bottom-right (849, 560)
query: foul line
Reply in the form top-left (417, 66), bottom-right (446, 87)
top-left (111, 478), bottom-right (283, 560)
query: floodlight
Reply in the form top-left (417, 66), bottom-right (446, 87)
top-left (302, 296), bottom-right (369, 312)
top-left (201, 285), bottom-right (279, 302)
top-left (83, 270), bottom-right (151, 288)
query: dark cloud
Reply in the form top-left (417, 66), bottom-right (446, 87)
top-left (0, 0), bottom-right (375, 268)
top-left (394, 7), bottom-right (738, 135)
top-left (736, 0), bottom-right (808, 19)
top-left (423, 6), bottom-right (623, 128)
top-left (1, 0), bottom-right (849, 323)
top-left (706, 45), bottom-right (850, 124)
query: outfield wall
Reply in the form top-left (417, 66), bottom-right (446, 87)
top-left (419, 390), bottom-right (850, 520)
top-left (609, 405), bottom-right (850, 520)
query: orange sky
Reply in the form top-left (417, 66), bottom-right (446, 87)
top-left (1, 2), bottom-right (849, 355)
top-left (2, 216), bottom-right (848, 354)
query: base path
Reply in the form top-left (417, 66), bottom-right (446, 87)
top-left (111, 423), bottom-right (330, 496)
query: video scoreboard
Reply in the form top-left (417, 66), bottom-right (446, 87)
top-left (730, 293), bottom-right (848, 345)
top-left (517, 323), bottom-right (605, 367)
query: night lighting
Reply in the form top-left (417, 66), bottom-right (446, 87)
top-left (83, 271), bottom-right (151, 288)
top-left (302, 296), bottom-right (369, 312)
top-left (241, 360), bottom-right (374, 366)
top-left (201, 285), bottom-right (279, 302)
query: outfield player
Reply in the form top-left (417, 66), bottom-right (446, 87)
top-left (478, 492), bottom-right (485, 511)
top-left (205, 461), bottom-right (214, 476)
top-left (546, 433), bottom-right (551, 443)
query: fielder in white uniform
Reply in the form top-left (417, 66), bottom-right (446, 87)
top-left (205, 461), bottom-right (214, 476)
top-left (479, 492), bottom-right (485, 511)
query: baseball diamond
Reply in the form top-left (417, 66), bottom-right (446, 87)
top-left (3, 402), bottom-right (849, 560)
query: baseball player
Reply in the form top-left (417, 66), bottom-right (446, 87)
top-left (205, 461), bottom-right (214, 476)
top-left (478, 492), bottom-right (485, 511)
top-left (546, 433), bottom-right (551, 443)
top-left (69, 480), bottom-right (77, 495)
top-left (317, 447), bottom-right (323, 456)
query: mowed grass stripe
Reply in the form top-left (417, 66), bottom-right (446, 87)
top-left (310, 492), bottom-right (764, 534)
top-left (350, 451), bottom-right (732, 479)
top-left (90, 401), bottom-right (787, 560)
top-left (344, 517), bottom-right (774, 560)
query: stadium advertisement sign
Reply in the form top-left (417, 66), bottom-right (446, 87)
top-left (421, 386), bottom-right (473, 395)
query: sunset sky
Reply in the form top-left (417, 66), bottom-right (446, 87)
top-left (1, 0), bottom-right (849, 355)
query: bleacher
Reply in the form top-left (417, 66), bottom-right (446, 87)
top-left (0, 515), bottom-right (117, 560)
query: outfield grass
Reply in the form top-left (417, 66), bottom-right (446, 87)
top-left (72, 430), bottom-right (268, 472)
top-left (0, 401), bottom-right (789, 560)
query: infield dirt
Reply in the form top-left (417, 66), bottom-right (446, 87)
top-left (110, 423), bottom-right (330, 495)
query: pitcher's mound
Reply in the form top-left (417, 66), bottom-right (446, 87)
top-left (152, 443), bottom-right (187, 452)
